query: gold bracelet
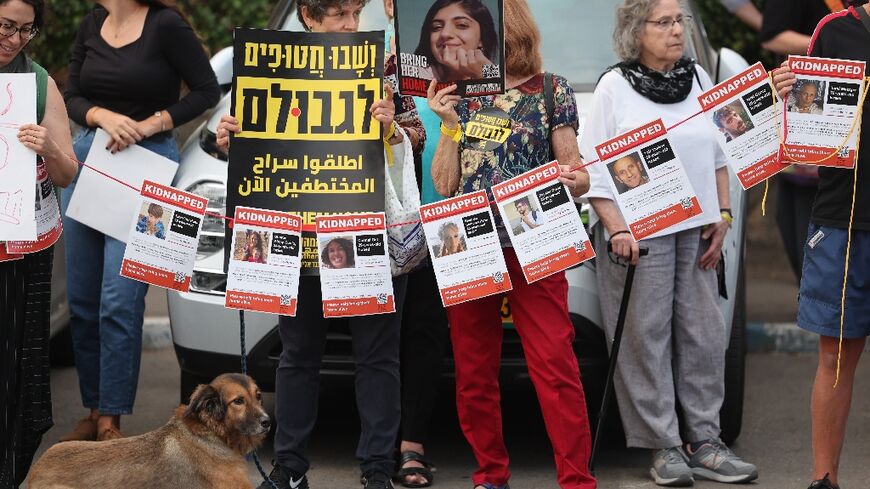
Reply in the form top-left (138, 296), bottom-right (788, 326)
top-left (440, 123), bottom-right (462, 143)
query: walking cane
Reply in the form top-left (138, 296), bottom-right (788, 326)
top-left (588, 245), bottom-right (648, 473)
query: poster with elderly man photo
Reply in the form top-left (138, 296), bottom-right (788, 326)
top-left (393, 0), bottom-right (505, 97)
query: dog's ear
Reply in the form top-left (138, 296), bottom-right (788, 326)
top-left (184, 384), bottom-right (226, 421)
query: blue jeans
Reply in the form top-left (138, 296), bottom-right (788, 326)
top-left (60, 128), bottom-right (179, 415)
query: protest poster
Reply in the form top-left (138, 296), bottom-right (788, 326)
top-left (228, 28), bottom-right (386, 275)
top-left (0, 73), bottom-right (37, 241)
top-left (394, 0), bottom-right (505, 97)
top-left (419, 190), bottom-right (512, 307)
top-left (699, 62), bottom-right (789, 189)
top-left (225, 207), bottom-right (302, 316)
top-left (65, 129), bottom-right (178, 242)
top-left (6, 163), bottom-right (62, 254)
top-left (782, 56), bottom-right (867, 168)
top-left (492, 162), bottom-right (595, 283)
top-left (120, 181), bottom-right (206, 292)
top-left (316, 212), bottom-right (395, 317)
top-left (594, 119), bottom-right (702, 241)
top-left (0, 242), bottom-right (22, 262)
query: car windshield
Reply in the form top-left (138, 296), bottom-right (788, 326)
top-left (279, 0), bottom-right (699, 90)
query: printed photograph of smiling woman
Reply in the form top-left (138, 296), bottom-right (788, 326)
top-left (394, 0), bottom-right (505, 96)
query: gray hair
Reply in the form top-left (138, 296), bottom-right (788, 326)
top-left (613, 0), bottom-right (687, 62)
top-left (296, 0), bottom-right (371, 31)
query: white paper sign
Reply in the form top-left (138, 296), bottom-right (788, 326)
top-left (492, 162), bottom-right (595, 283)
top-left (225, 206), bottom-right (302, 316)
top-left (0, 73), bottom-right (37, 241)
top-left (65, 129), bottom-right (178, 242)
top-left (419, 190), bottom-right (512, 307)
top-left (120, 180), bottom-right (206, 292)
top-left (594, 119), bottom-right (702, 241)
top-left (316, 212), bottom-right (395, 317)
top-left (782, 56), bottom-right (866, 168)
top-left (7, 163), bottom-right (62, 253)
top-left (699, 62), bottom-right (790, 189)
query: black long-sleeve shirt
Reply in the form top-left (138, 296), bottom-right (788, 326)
top-left (65, 6), bottom-right (220, 128)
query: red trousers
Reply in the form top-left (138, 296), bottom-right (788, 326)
top-left (446, 248), bottom-right (597, 488)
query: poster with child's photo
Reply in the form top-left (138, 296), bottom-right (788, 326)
top-left (394, 0), bottom-right (505, 97)
top-left (233, 229), bottom-right (271, 264)
top-left (136, 202), bottom-right (172, 240)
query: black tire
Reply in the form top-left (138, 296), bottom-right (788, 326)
top-left (180, 369), bottom-right (212, 405)
top-left (719, 264), bottom-right (746, 445)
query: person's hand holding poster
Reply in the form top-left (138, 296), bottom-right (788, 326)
top-left (316, 213), bottom-right (395, 317)
top-left (225, 207), bottom-right (303, 316)
top-left (699, 62), bottom-right (789, 189)
top-left (492, 161), bottom-right (594, 283)
top-left (420, 190), bottom-right (511, 306)
top-left (7, 163), bottom-right (63, 253)
top-left (394, 0), bottom-right (505, 97)
top-left (782, 56), bottom-right (866, 168)
top-left (121, 181), bottom-right (206, 292)
top-left (594, 119), bottom-right (702, 241)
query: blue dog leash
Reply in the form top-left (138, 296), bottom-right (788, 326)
top-left (240, 310), bottom-right (280, 489)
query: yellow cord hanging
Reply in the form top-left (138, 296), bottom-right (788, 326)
top-left (761, 180), bottom-right (769, 217)
top-left (769, 73), bottom-right (870, 387)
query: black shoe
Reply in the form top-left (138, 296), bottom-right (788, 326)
top-left (362, 471), bottom-right (394, 489)
top-left (808, 473), bottom-right (840, 489)
top-left (257, 464), bottom-right (309, 489)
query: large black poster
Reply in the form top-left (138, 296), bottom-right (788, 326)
top-left (228, 28), bottom-right (385, 273)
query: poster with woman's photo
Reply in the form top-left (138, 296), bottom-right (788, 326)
top-left (225, 206), bottom-right (302, 316)
top-left (394, 0), bottom-right (505, 97)
top-left (783, 56), bottom-right (866, 168)
top-left (492, 161), bottom-right (594, 283)
top-left (121, 181), bottom-right (206, 292)
top-left (315, 213), bottom-right (395, 317)
top-left (419, 190), bottom-right (512, 306)
top-left (6, 162), bottom-right (64, 254)
top-left (594, 119), bottom-right (702, 241)
top-left (698, 62), bottom-right (788, 189)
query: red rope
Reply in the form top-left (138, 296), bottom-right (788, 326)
top-left (67, 109), bottom-right (707, 230)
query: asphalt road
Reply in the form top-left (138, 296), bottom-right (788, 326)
top-left (34, 348), bottom-right (870, 489)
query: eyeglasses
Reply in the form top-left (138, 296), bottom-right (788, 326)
top-left (0, 23), bottom-right (38, 41)
top-left (645, 15), bottom-right (692, 31)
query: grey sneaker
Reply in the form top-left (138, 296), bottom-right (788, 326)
top-left (650, 447), bottom-right (694, 487)
top-left (684, 438), bottom-right (758, 483)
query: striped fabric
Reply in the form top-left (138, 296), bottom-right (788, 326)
top-left (0, 248), bottom-right (54, 488)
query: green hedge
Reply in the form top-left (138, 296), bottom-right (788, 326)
top-left (30, 0), bottom-right (273, 82)
top-left (694, 0), bottom-right (775, 68)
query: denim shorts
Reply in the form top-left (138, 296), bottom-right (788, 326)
top-left (798, 224), bottom-right (870, 339)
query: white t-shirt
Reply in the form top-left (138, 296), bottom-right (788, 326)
top-left (520, 210), bottom-right (546, 231)
top-left (580, 66), bottom-right (727, 239)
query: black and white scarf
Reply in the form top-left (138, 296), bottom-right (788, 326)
top-left (615, 57), bottom-right (697, 104)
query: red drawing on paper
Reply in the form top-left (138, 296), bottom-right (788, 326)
top-left (0, 134), bottom-right (9, 171)
top-left (0, 82), bottom-right (12, 116)
top-left (0, 189), bottom-right (23, 224)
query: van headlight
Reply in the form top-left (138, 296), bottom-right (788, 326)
top-left (185, 181), bottom-right (226, 258)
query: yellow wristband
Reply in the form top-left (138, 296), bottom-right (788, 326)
top-left (383, 122), bottom-right (396, 142)
top-left (440, 123), bottom-right (462, 143)
top-left (720, 211), bottom-right (733, 225)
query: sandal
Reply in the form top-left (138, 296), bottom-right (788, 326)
top-left (396, 450), bottom-right (436, 488)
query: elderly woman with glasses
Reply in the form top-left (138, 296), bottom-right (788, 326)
top-left (580, 0), bottom-right (757, 486)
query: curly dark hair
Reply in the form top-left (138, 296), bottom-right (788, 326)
top-left (414, 0), bottom-right (500, 77)
top-left (295, 0), bottom-right (371, 31)
top-left (320, 237), bottom-right (355, 268)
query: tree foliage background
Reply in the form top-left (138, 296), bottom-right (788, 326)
top-left (32, 0), bottom-right (773, 85)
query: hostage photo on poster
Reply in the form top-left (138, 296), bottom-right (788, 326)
top-left (228, 28), bottom-right (386, 274)
top-left (394, 0), bottom-right (505, 97)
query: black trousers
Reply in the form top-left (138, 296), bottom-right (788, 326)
top-left (399, 263), bottom-right (449, 445)
top-left (776, 179), bottom-right (817, 281)
top-left (274, 274), bottom-right (407, 476)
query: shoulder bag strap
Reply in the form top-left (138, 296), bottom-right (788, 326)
top-left (544, 72), bottom-right (555, 159)
top-left (856, 5), bottom-right (870, 35)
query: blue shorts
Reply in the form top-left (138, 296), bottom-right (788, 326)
top-left (798, 224), bottom-right (870, 339)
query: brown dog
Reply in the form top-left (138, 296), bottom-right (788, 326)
top-left (28, 373), bottom-right (270, 489)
